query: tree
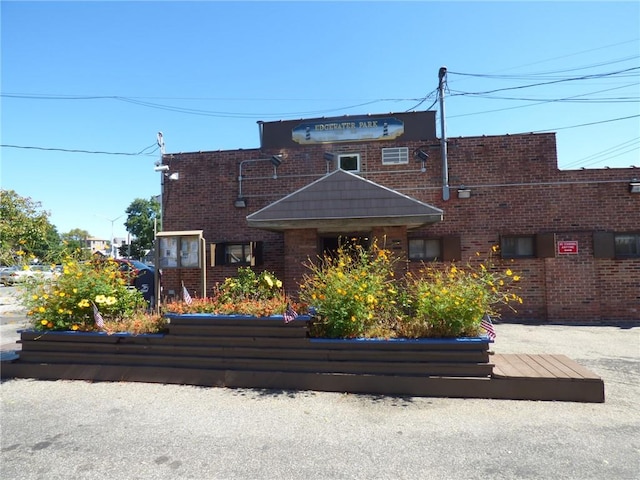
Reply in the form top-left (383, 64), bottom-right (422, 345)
top-left (122, 197), bottom-right (160, 259)
top-left (0, 189), bottom-right (63, 265)
top-left (61, 228), bottom-right (91, 260)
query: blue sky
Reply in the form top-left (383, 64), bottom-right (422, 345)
top-left (1, 1), bottom-right (639, 242)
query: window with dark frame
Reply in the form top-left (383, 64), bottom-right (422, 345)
top-left (211, 241), bottom-right (263, 266)
top-left (614, 233), bottom-right (640, 258)
top-left (339, 153), bottom-right (360, 172)
top-left (225, 243), bottom-right (251, 264)
top-left (500, 236), bottom-right (535, 258)
top-left (408, 238), bottom-right (442, 261)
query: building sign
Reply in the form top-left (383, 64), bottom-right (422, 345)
top-left (292, 117), bottom-right (404, 144)
top-left (558, 240), bottom-right (579, 255)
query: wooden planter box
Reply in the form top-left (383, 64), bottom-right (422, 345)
top-left (1, 314), bottom-right (493, 396)
top-left (0, 314), bottom-right (604, 402)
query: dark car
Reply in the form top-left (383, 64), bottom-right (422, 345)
top-left (114, 259), bottom-right (156, 306)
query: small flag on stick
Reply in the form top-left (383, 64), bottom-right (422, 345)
top-left (92, 302), bottom-right (105, 330)
top-left (283, 304), bottom-right (298, 324)
top-left (182, 282), bottom-right (193, 305)
top-left (481, 314), bottom-right (496, 341)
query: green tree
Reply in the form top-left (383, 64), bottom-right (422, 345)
top-left (0, 189), bottom-right (63, 265)
top-left (61, 228), bottom-right (92, 260)
top-left (123, 197), bottom-right (160, 260)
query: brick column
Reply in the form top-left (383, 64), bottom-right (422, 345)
top-left (283, 229), bottom-right (318, 298)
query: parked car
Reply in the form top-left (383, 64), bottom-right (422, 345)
top-left (0, 265), bottom-right (58, 286)
top-left (114, 259), bottom-right (156, 305)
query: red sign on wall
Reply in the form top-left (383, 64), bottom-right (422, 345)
top-left (558, 241), bottom-right (579, 255)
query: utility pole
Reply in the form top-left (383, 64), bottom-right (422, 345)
top-left (438, 66), bottom-right (450, 201)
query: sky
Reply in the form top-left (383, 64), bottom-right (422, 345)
top-left (1, 1), bottom-right (639, 242)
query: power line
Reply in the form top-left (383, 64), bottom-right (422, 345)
top-left (0, 143), bottom-right (159, 156)
top-left (561, 137), bottom-right (640, 169)
top-left (447, 66), bottom-right (640, 96)
top-left (0, 93), bottom-right (420, 119)
top-left (521, 114), bottom-right (640, 133)
top-left (447, 54), bottom-right (639, 80)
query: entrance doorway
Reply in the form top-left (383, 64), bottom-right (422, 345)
top-left (320, 235), bottom-right (370, 258)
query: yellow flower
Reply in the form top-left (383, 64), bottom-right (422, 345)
top-left (59, 291), bottom-right (66, 297)
top-left (40, 319), bottom-right (48, 325)
top-left (506, 269), bottom-right (513, 276)
top-left (513, 275), bottom-right (521, 282)
top-left (38, 306), bottom-right (45, 313)
top-left (32, 294), bottom-right (39, 300)
top-left (95, 294), bottom-right (107, 304)
top-left (71, 325), bottom-right (79, 331)
top-left (264, 275), bottom-right (273, 287)
top-left (276, 280), bottom-right (282, 288)
top-left (351, 315), bottom-right (356, 322)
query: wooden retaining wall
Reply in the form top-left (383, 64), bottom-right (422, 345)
top-left (0, 314), bottom-right (604, 402)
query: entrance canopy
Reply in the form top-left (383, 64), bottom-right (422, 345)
top-left (246, 169), bottom-right (443, 232)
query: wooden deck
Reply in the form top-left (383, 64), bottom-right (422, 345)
top-left (489, 354), bottom-right (604, 402)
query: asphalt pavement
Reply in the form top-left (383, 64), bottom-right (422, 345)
top-left (1, 285), bottom-right (639, 480)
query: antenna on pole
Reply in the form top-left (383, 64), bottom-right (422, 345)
top-left (438, 67), bottom-right (450, 201)
top-left (157, 131), bottom-right (165, 155)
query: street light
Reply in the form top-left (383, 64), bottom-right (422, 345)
top-left (95, 214), bottom-right (125, 258)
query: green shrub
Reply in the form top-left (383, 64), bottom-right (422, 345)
top-left (400, 248), bottom-right (522, 337)
top-left (21, 256), bottom-right (151, 332)
top-left (162, 267), bottom-right (299, 318)
top-left (299, 239), bottom-right (401, 338)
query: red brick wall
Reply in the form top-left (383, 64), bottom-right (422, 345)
top-left (161, 131), bottom-right (640, 322)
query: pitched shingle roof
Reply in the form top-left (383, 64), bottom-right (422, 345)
top-left (246, 169), bottom-right (443, 232)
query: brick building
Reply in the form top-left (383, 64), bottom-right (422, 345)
top-left (159, 110), bottom-right (639, 322)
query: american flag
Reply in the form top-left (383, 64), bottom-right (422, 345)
top-left (481, 314), bottom-right (496, 341)
top-left (182, 282), bottom-right (193, 305)
top-left (92, 302), bottom-right (105, 330)
top-left (283, 304), bottom-right (298, 323)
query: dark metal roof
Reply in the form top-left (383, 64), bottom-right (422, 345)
top-left (246, 169), bottom-right (443, 232)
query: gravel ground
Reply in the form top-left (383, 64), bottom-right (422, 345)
top-left (1, 286), bottom-right (639, 480)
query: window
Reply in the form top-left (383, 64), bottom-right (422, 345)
top-left (212, 241), bottom-right (263, 266)
top-left (614, 234), bottom-right (640, 258)
top-left (501, 236), bottom-right (535, 258)
top-left (381, 147), bottom-right (409, 165)
top-left (409, 238), bottom-right (441, 261)
top-left (226, 244), bottom-right (251, 264)
top-left (339, 153), bottom-right (360, 172)
top-left (408, 236), bottom-right (462, 262)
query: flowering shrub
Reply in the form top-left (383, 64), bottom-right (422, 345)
top-left (21, 256), bottom-right (160, 333)
top-left (299, 240), bottom-right (402, 338)
top-left (400, 248), bottom-right (522, 338)
top-left (216, 267), bottom-right (283, 303)
top-left (162, 267), bottom-right (300, 318)
top-left (299, 240), bottom-right (522, 339)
